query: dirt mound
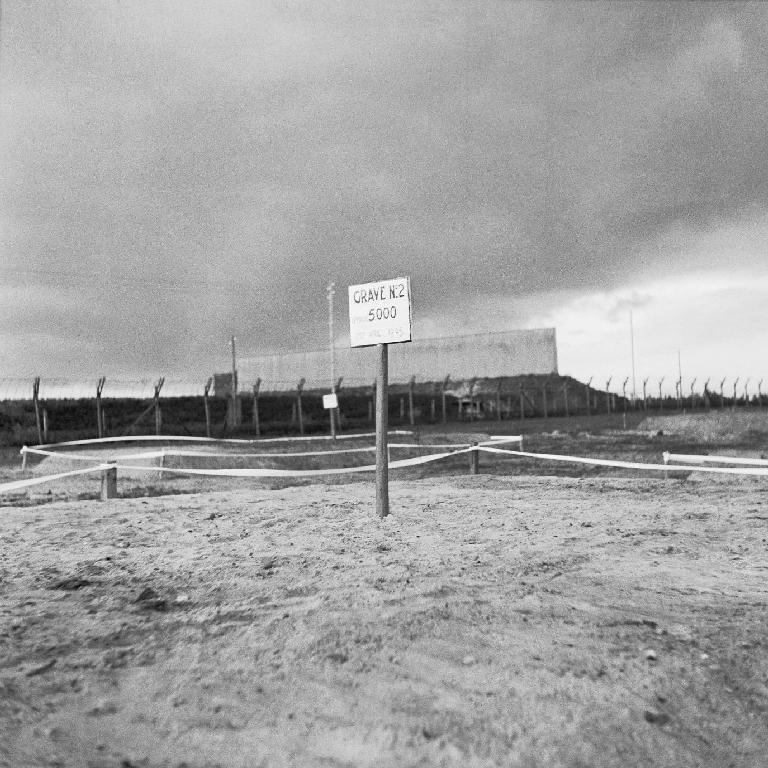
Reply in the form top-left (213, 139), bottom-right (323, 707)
top-left (638, 411), bottom-right (768, 443)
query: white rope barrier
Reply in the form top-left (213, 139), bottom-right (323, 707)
top-left (0, 464), bottom-right (113, 493)
top-left (6, 436), bottom-right (768, 497)
top-left (19, 436), bottom-right (522, 465)
top-left (663, 452), bottom-right (768, 467)
top-left (112, 447), bottom-right (474, 478)
top-left (3, 441), bottom-right (482, 494)
top-left (479, 446), bottom-right (768, 476)
top-left (28, 431), bottom-right (415, 450)
top-left (20, 446), bottom-right (378, 462)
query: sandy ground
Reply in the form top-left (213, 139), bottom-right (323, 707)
top-left (2, 472), bottom-right (768, 768)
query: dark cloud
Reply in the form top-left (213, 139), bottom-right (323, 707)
top-left (1, 1), bottom-right (767, 375)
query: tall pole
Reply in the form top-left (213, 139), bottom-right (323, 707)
top-left (376, 344), bottom-right (389, 518)
top-left (230, 335), bottom-right (239, 428)
top-left (328, 282), bottom-right (337, 438)
top-left (630, 310), bottom-right (637, 404)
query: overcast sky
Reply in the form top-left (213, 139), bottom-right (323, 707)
top-left (2, 1), bottom-right (767, 394)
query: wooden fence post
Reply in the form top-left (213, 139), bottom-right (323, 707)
top-left (334, 377), bottom-right (343, 434)
top-left (42, 408), bottom-right (49, 443)
top-left (605, 377), bottom-right (612, 414)
top-left (468, 377), bottom-right (477, 421)
top-left (469, 442), bottom-right (479, 475)
top-left (732, 378), bottom-right (740, 413)
top-left (585, 376), bottom-right (592, 416)
top-left (441, 375), bottom-right (450, 424)
top-left (101, 462), bottom-right (117, 500)
top-left (297, 378), bottom-right (305, 435)
top-left (408, 375), bottom-right (416, 426)
top-left (96, 377), bottom-right (106, 438)
top-left (154, 378), bottom-right (165, 435)
top-left (642, 377), bottom-right (649, 412)
top-left (252, 378), bottom-right (261, 437)
top-left (658, 378), bottom-right (664, 412)
top-left (32, 377), bottom-right (43, 444)
top-left (203, 377), bottom-right (213, 438)
top-left (369, 380), bottom-right (375, 423)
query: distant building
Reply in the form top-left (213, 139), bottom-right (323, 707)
top-left (235, 328), bottom-right (558, 393)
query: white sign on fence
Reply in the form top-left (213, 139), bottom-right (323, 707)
top-left (348, 276), bottom-right (412, 348)
top-left (322, 393), bottom-right (338, 409)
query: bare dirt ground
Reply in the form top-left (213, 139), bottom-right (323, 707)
top-left (2, 475), bottom-right (768, 767)
top-left (1, 414), bottom-right (768, 767)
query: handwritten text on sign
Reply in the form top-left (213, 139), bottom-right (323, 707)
top-left (348, 277), bottom-right (412, 347)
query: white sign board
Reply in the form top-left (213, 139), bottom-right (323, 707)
top-left (348, 277), bottom-right (412, 348)
top-left (322, 393), bottom-right (338, 409)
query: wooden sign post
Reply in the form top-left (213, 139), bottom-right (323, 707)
top-left (348, 277), bottom-right (412, 518)
top-left (375, 344), bottom-right (389, 518)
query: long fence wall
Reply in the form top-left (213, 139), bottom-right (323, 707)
top-left (3, 374), bottom-right (767, 448)
top-left (238, 328), bottom-right (558, 392)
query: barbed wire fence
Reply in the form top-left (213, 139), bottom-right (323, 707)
top-left (1, 373), bottom-right (765, 446)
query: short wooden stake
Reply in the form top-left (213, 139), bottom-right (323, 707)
top-left (376, 344), bottom-right (389, 518)
top-left (469, 442), bottom-right (479, 475)
top-left (101, 463), bottom-right (117, 500)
